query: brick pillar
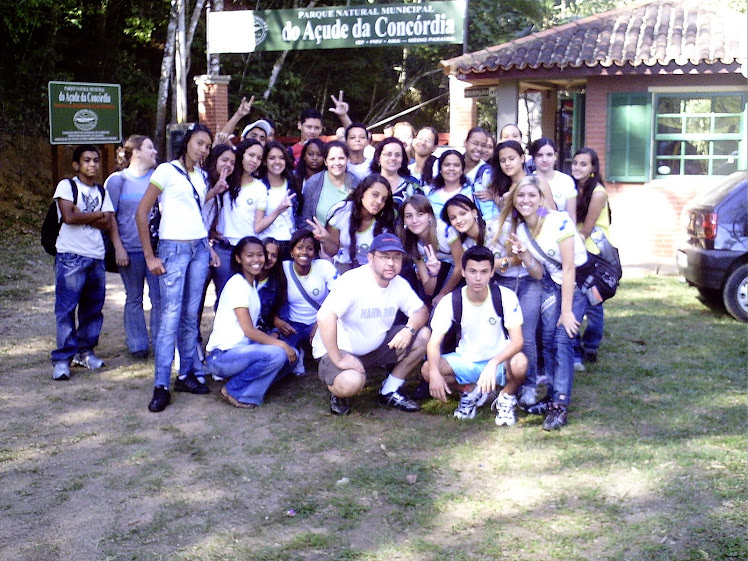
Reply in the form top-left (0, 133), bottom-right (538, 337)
top-left (448, 75), bottom-right (476, 146)
top-left (193, 74), bottom-right (231, 135)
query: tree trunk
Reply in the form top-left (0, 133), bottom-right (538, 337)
top-left (207, 0), bottom-right (223, 74)
top-left (175, 0), bottom-right (187, 123)
top-left (185, 0), bottom-right (208, 74)
top-left (155, 0), bottom-right (179, 155)
top-left (263, 0), bottom-right (317, 99)
top-left (263, 50), bottom-right (289, 100)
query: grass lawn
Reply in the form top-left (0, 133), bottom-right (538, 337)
top-left (0, 234), bottom-right (745, 561)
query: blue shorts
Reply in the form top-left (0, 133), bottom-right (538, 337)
top-left (443, 353), bottom-right (506, 386)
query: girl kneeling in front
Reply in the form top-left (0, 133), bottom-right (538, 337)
top-left (205, 236), bottom-right (299, 408)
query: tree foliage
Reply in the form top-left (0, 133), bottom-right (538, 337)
top-left (0, 0), bottom-right (651, 141)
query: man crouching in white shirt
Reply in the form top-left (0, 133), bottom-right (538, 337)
top-left (312, 233), bottom-right (430, 416)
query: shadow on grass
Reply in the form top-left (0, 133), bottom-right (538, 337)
top-left (0, 244), bottom-right (745, 561)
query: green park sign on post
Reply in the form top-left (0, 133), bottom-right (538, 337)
top-left (207, 1), bottom-right (465, 53)
top-left (48, 81), bottom-right (122, 145)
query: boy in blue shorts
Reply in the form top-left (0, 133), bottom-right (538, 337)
top-left (422, 245), bottom-right (527, 425)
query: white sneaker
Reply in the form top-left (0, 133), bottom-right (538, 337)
top-left (475, 390), bottom-right (495, 408)
top-left (492, 392), bottom-right (517, 426)
top-left (518, 385), bottom-right (537, 407)
top-left (573, 360), bottom-right (586, 372)
top-left (52, 361), bottom-right (70, 381)
top-left (454, 391), bottom-right (483, 420)
top-left (72, 352), bottom-right (105, 369)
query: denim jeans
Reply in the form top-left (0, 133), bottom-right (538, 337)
top-left (119, 251), bottom-right (161, 354)
top-left (153, 239), bottom-right (210, 388)
top-left (51, 253), bottom-right (106, 363)
top-left (280, 320), bottom-right (314, 350)
top-left (575, 301), bottom-right (605, 359)
top-left (539, 276), bottom-right (587, 405)
top-left (495, 275), bottom-right (542, 387)
top-left (212, 242), bottom-right (235, 307)
top-left (206, 340), bottom-right (291, 405)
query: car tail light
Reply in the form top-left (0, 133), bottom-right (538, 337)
top-left (698, 212), bottom-right (718, 240)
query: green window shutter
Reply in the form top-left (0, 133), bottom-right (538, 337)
top-left (607, 92), bottom-right (652, 182)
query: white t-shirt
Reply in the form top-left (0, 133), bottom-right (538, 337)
top-left (150, 160), bottom-right (209, 240)
top-left (327, 200), bottom-right (377, 266)
top-left (206, 273), bottom-right (261, 352)
top-left (311, 264), bottom-right (425, 358)
top-left (427, 184), bottom-right (473, 223)
top-left (540, 170), bottom-right (577, 212)
top-left (54, 177), bottom-right (114, 259)
top-left (260, 181), bottom-right (295, 241)
top-left (220, 179), bottom-right (265, 245)
top-left (466, 162), bottom-right (499, 220)
top-left (516, 210), bottom-right (588, 285)
top-left (493, 218), bottom-right (528, 279)
top-left (347, 158), bottom-right (372, 181)
top-left (430, 285), bottom-right (523, 362)
top-left (283, 259), bottom-right (338, 324)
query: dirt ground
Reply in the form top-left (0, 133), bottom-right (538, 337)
top-left (0, 248), bottom-right (464, 561)
top-left (0, 137), bottom-right (744, 559)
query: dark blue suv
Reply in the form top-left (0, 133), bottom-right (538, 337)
top-left (676, 171), bottom-right (747, 322)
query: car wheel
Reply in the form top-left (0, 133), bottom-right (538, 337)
top-left (723, 263), bottom-right (748, 322)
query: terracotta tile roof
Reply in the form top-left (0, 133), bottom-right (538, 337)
top-left (441, 0), bottom-right (747, 76)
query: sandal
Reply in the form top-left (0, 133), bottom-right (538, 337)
top-left (220, 386), bottom-right (257, 409)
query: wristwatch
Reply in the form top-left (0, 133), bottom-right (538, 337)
top-left (403, 325), bottom-right (416, 336)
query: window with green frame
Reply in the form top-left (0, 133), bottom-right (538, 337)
top-left (654, 92), bottom-right (746, 177)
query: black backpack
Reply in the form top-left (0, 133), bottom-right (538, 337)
top-left (442, 283), bottom-right (509, 353)
top-left (40, 179), bottom-right (117, 272)
top-left (42, 179), bottom-right (87, 256)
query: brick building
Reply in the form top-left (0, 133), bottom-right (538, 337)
top-left (440, 0), bottom-right (747, 264)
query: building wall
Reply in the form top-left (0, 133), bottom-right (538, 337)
top-left (585, 73), bottom-right (746, 261)
top-left (584, 73), bottom-right (746, 181)
top-left (606, 178), bottom-right (716, 264)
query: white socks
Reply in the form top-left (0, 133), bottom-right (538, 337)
top-left (380, 374), bottom-right (405, 395)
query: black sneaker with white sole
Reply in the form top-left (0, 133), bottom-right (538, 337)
top-left (377, 390), bottom-right (421, 412)
top-left (542, 403), bottom-right (568, 431)
top-left (329, 394), bottom-right (352, 416)
top-left (173, 373), bottom-right (210, 395)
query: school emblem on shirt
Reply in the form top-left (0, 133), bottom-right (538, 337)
top-left (488, 317), bottom-right (497, 325)
top-left (247, 198), bottom-right (254, 206)
top-left (312, 288), bottom-right (319, 296)
top-left (361, 243), bottom-right (370, 251)
top-left (548, 249), bottom-right (556, 257)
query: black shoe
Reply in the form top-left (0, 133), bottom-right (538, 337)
top-left (526, 396), bottom-right (551, 416)
top-left (378, 390), bottom-right (421, 412)
top-left (410, 379), bottom-right (431, 401)
top-left (583, 350), bottom-right (598, 363)
top-left (329, 395), bottom-right (352, 416)
top-left (542, 403), bottom-right (568, 431)
top-left (174, 373), bottom-right (210, 395)
top-left (148, 386), bottom-right (171, 412)
top-left (131, 349), bottom-right (149, 360)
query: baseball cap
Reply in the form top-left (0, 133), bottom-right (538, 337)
top-left (369, 233), bottom-right (405, 254)
top-left (241, 119), bottom-right (273, 139)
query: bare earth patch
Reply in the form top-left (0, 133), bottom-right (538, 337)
top-left (0, 237), bottom-right (745, 561)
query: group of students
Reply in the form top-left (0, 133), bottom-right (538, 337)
top-left (49, 99), bottom-right (611, 431)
